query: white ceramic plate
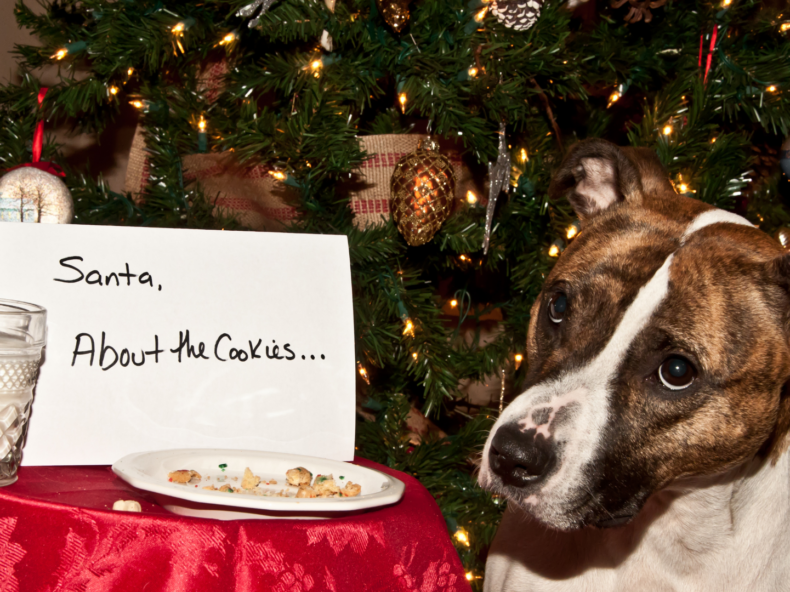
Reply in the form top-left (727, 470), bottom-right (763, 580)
top-left (112, 449), bottom-right (405, 520)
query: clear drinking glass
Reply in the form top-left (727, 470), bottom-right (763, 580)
top-left (0, 300), bottom-right (46, 486)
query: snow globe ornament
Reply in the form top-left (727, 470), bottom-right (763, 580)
top-left (0, 87), bottom-right (73, 224)
top-left (0, 167), bottom-right (73, 224)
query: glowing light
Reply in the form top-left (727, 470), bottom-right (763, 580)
top-left (722, 0), bottom-right (731, 6)
top-left (130, 100), bottom-right (144, 109)
top-left (782, 23), bottom-right (790, 32)
top-left (454, 528), bottom-right (470, 546)
top-left (711, 137), bottom-right (717, 143)
top-left (269, 171), bottom-right (286, 180)
top-left (468, 67), bottom-right (478, 77)
top-left (412, 352), bottom-right (418, 360)
top-left (520, 148), bottom-right (528, 162)
top-left (403, 319), bottom-right (415, 338)
top-left (515, 353), bottom-right (524, 370)
top-left (679, 183), bottom-right (688, 193)
top-left (767, 85), bottom-right (778, 93)
top-left (607, 91), bottom-right (620, 108)
top-left (311, 59), bottom-right (322, 70)
top-left (466, 191), bottom-right (478, 204)
top-left (53, 48), bottom-right (68, 60)
top-left (357, 363), bottom-right (370, 384)
top-left (219, 32), bottom-right (236, 45)
top-left (398, 93), bottom-right (407, 113)
top-left (475, 6), bottom-right (488, 21)
top-left (662, 124), bottom-right (673, 136)
top-left (548, 240), bottom-right (565, 258)
top-left (127, 67), bottom-right (134, 77)
top-left (171, 22), bottom-right (187, 55)
top-left (450, 299), bottom-right (458, 308)
top-left (465, 572), bottom-right (475, 581)
top-left (566, 222), bottom-right (579, 240)
top-left (198, 115), bottom-right (207, 132)
top-left (459, 254), bottom-right (468, 262)
top-left (108, 86), bottom-right (119, 96)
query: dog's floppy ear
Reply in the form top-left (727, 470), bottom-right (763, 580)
top-left (765, 252), bottom-right (790, 463)
top-left (766, 386), bottom-right (790, 465)
top-left (549, 139), bottom-right (645, 221)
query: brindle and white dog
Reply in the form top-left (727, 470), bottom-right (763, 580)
top-left (479, 139), bottom-right (790, 591)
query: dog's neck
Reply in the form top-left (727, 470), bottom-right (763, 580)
top-left (639, 450), bottom-right (790, 572)
top-left (487, 450), bottom-right (790, 591)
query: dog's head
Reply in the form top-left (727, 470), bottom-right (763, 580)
top-left (479, 139), bottom-right (790, 530)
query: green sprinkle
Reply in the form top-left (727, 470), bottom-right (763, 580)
top-left (219, 463), bottom-right (227, 471)
top-left (339, 476), bottom-right (345, 479)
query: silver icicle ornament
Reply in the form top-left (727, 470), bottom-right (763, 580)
top-left (236, 0), bottom-right (277, 28)
top-left (483, 122), bottom-right (510, 254)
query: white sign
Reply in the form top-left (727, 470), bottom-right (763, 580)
top-left (0, 223), bottom-right (356, 465)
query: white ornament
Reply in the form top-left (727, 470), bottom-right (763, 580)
top-left (491, 0), bottom-right (544, 31)
top-left (0, 168), bottom-right (73, 224)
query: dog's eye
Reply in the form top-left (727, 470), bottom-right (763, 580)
top-left (548, 292), bottom-right (567, 324)
top-left (658, 356), bottom-right (696, 390)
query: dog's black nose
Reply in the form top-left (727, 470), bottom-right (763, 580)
top-left (489, 423), bottom-right (555, 487)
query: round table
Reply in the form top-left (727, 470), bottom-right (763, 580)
top-left (0, 458), bottom-right (470, 591)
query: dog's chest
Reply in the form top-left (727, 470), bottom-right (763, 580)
top-left (485, 466), bottom-right (790, 592)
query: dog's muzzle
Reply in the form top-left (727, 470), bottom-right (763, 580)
top-left (488, 423), bottom-right (557, 488)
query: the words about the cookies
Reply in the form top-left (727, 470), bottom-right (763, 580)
top-left (70, 330), bottom-right (327, 370)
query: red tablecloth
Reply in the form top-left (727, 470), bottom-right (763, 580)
top-left (0, 458), bottom-right (470, 592)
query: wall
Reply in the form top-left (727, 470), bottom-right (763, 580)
top-left (0, 0), bottom-right (134, 192)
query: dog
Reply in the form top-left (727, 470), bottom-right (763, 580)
top-left (479, 139), bottom-right (790, 591)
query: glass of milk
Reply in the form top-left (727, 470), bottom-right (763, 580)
top-left (0, 300), bottom-right (46, 486)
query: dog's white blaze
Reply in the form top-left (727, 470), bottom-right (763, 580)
top-left (681, 209), bottom-right (752, 244)
top-left (535, 254), bottom-right (675, 509)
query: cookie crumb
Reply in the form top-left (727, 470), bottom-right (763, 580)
top-left (112, 500), bottom-right (142, 512)
top-left (285, 467), bottom-right (312, 487)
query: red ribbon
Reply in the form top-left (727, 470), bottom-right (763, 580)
top-left (32, 87), bottom-right (48, 163)
top-left (698, 25), bottom-right (719, 84)
top-left (5, 87), bottom-right (66, 177)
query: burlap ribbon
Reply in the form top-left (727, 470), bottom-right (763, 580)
top-left (124, 131), bottom-right (481, 231)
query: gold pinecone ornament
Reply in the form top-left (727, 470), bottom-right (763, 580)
top-left (390, 138), bottom-right (456, 246)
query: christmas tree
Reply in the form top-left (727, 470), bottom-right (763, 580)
top-left (2, 0), bottom-right (789, 585)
